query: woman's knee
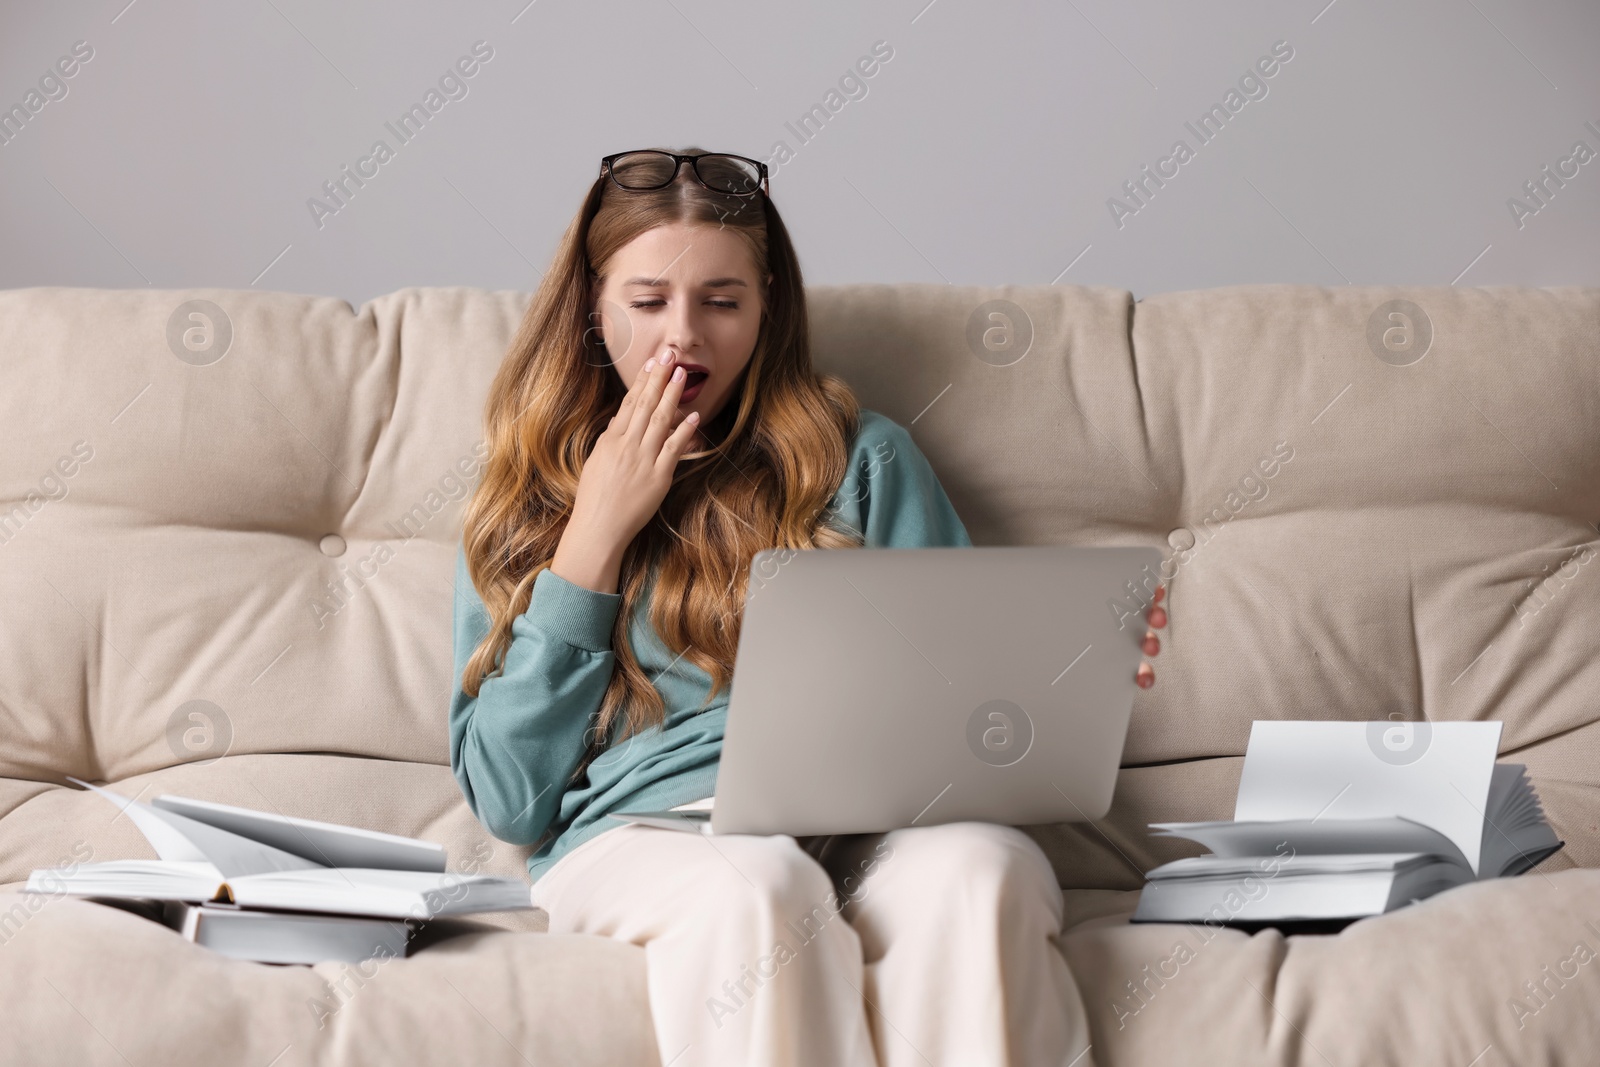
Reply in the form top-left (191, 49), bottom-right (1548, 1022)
top-left (882, 821), bottom-right (1061, 915)
top-left (702, 834), bottom-right (844, 929)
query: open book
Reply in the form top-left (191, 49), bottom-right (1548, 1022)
top-left (1131, 721), bottom-right (1564, 927)
top-left (23, 779), bottom-right (531, 921)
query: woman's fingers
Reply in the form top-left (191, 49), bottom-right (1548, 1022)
top-left (641, 362), bottom-right (688, 452)
top-left (1137, 582), bottom-right (1166, 686)
top-left (609, 356), bottom-right (651, 432)
top-left (659, 406), bottom-right (702, 469)
top-left (624, 356), bottom-right (672, 440)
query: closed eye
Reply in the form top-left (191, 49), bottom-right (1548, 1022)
top-left (629, 300), bottom-right (739, 310)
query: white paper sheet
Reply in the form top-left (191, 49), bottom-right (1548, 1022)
top-left (1232, 721), bottom-right (1501, 875)
top-left (67, 777), bottom-right (322, 878)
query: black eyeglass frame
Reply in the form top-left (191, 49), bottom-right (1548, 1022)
top-left (600, 150), bottom-right (769, 198)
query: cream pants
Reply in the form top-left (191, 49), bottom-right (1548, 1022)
top-left (528, 798), bottom-right (1097, 1067)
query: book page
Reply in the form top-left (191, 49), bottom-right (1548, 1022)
top-left (1479, 763), bottom-right (1563, 876)
top-left (232, 868), bottom-right (532, 919)
top-left (26, 859), bottom-right (223, 901)
top-left (152, 794), bottom-right (446, 872)
top-left (1145, 851), bottom-right (1432, 880)
top-left (1232, 721), bottom-right (1501, 875)
top-left (1150, 816), bottom-right (1468, 870)
top-left (68, 777), bottom-right (323, 878)
top-left (68, 778), bottom-right (211, 864)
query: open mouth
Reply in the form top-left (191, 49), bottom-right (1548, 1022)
top-left (679, 370), bottom-right (709, 402)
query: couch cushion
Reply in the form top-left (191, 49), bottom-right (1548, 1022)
top-left (0, 889), bottom-right (652, 1067)
top-left (0, 286), bottom-right (527, 786)
top-left (1059, 869), bottom-right (1600, 1067)
top-left (6, 874), bottom-right (1594, 1067)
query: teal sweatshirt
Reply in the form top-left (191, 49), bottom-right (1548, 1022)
top-left (449, 408), bottom-right (973, 884)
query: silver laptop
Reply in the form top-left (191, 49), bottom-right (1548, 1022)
top-left (610, 544), bottom-right (1162, 837)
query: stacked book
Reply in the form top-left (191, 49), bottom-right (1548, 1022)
top-left (1132, 720), bottom-right (1564, 929)
top-left (23, 778), bottom-right (532, 965)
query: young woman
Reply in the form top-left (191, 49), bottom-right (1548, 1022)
top-left (450, 147), bottom-right (1167, 1067)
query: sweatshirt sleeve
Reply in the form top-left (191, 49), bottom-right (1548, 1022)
top-left (824, 410), bottom-right (974, 549)
top-left (448, 541), bottom-right (623, 845)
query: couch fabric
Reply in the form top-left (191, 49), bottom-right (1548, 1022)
top-left (1, 282), bottom-right (1596, 1066)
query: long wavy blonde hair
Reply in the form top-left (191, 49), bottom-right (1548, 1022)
top-left (459, 145), bottom-right (866, 784)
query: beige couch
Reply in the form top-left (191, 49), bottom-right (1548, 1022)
top-left (2, 281), bottom-right (1597, 1066)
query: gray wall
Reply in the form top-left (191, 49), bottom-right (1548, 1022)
top-left (2, 0), bottom-right (1596, 306)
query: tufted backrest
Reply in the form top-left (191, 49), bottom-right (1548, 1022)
top-left (0, 287), bottom-right (527, 787)
top-left (1, 282), bottom-right (1595, 890)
